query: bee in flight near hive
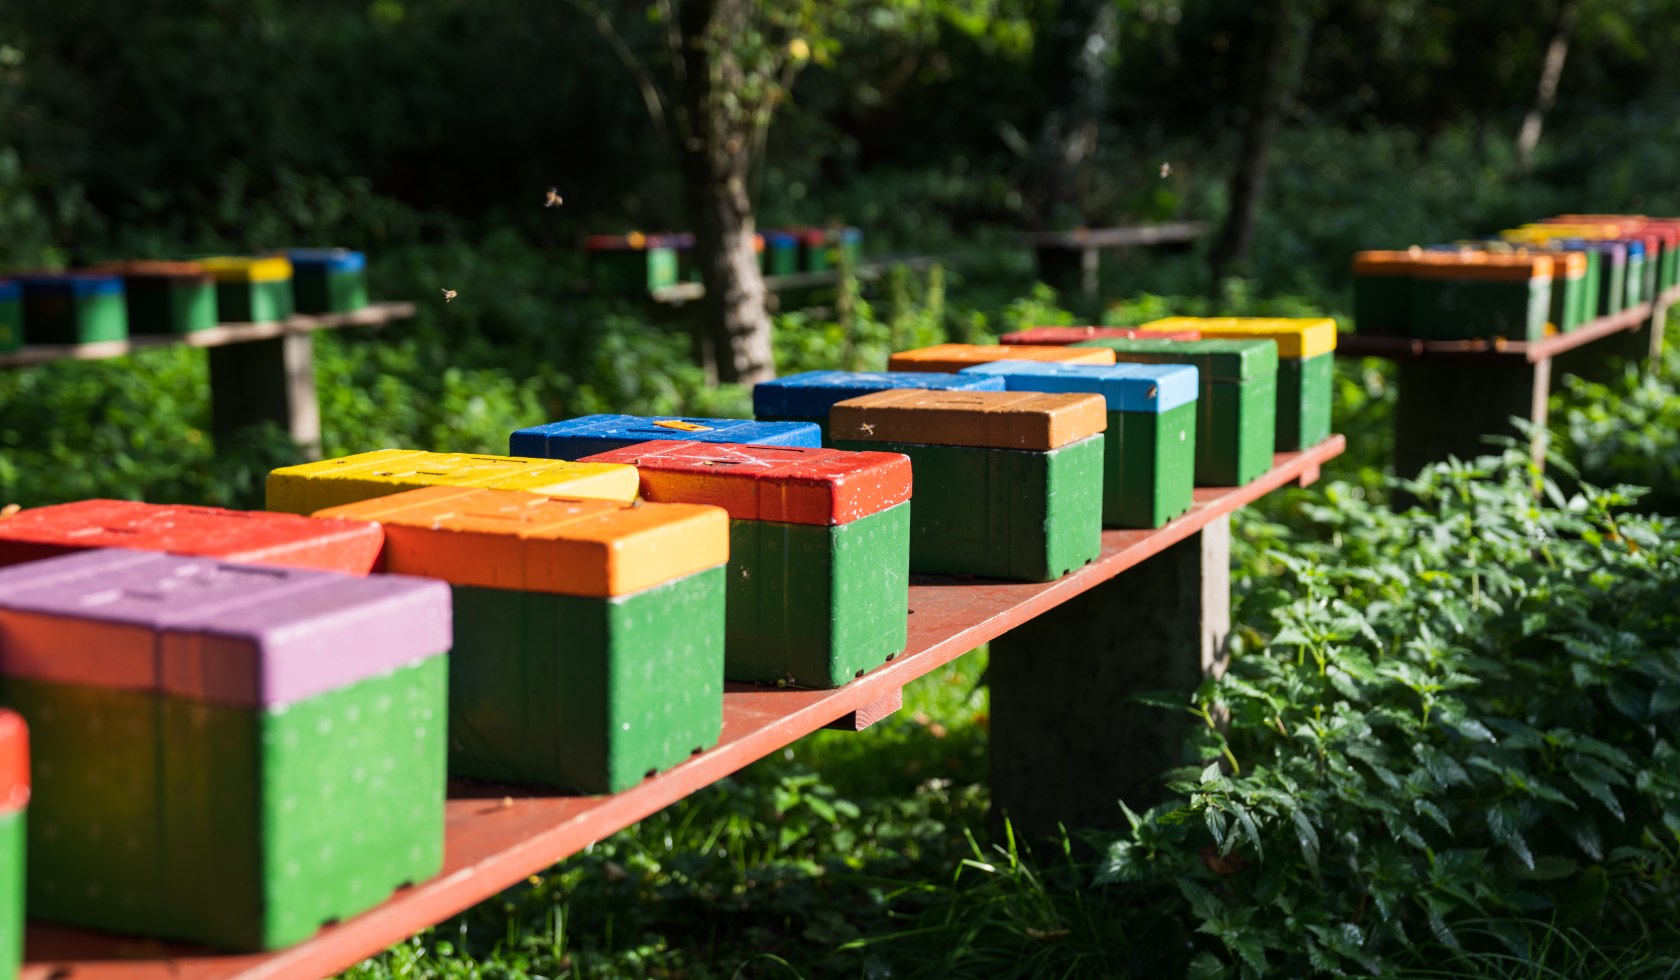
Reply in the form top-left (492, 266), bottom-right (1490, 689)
top-left (544, 187), bottom-right (564, 208)
top-left (440, 288), bottom-right (458, 303)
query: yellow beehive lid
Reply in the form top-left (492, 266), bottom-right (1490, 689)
top-left (266, 448), bottom-right (639, 515)
top-left (1138, 317), bottom-right (1337, 358)
top-left (829, 389), bottom-right (1106, 450)
top-left (200, 256), bottom-right (293, 283)
top-left (886, 343), bottom-right (1116, 373)
top-left (316, 486), bottom-right (728, 598)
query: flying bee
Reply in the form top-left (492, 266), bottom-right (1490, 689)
top-left (441, 288), bottom-right (458, 303)
top-left (544, 187), bottom-right (564, 208)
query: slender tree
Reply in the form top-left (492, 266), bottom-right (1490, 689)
top-left (1516, 0), bottom-right (1582, 172)
top-left (1027, 0), bottom-right (1121, 232)
top-left (1208, 0), bottom-right (1311, 285)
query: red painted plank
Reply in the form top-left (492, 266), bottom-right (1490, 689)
top-left (0, 500), bottom-right (384, 574)
top-left (20, 436), bottom-right (1346, 980)
top-left (580, 442), bottom-right (912, 525)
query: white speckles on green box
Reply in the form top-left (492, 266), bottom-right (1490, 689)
top-left (5, 655), bottom-right (447, 951)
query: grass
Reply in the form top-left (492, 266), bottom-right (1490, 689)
top-left (342, 649), bottom-right (993, 980)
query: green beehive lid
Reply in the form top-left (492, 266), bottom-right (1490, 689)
top-left (1071, 338), bottom-right (1277, 382)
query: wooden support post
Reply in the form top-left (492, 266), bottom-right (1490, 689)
top-left (989, 515), bottom-right (1231, 840)
top-left (207, 331), bottom-right (322, 458)
top-left (1392, 357), bottom-right (1550, 480)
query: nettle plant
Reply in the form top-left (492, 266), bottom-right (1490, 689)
top-left (1099, 450), bottom-right (1680, 977)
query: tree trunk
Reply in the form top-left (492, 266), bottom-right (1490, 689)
top-left (1208, 0), bottom-right (1308, 284)
top-left (676, 0), bottom-right (776, 385)
top-left (1516, 0), bottom-right (1581, 172)
top-left (1028, 0), bottom-right (1119, 232)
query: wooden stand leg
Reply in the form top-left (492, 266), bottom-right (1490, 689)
top-left (1392, 357), bottom-right (1550, 480)
top-left (208, 332), bottom-right (322, 458)
top-left (824, 688), bottom-right (903, 732)
top-left (989, 515), bottom-right (1231, 839)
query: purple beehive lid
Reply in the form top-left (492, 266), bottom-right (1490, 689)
top-left (0, 548), bottom-right (451, 707)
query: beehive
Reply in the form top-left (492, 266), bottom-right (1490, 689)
top-left (201, 256), bottom-right (294, 323)
top-left (316, 487), bottom-right (729, 792)
top-left (751, 370), bottom-right (1006, 443)
top-left (0, 550), bottom-right (451, 951)
top-left (830, 389), bottom-right (1106, 582)
top-left (286, 249), bottom-right (369, 314)
top-left (0, 499), bottom-right (384, 573)
top-left (886, 343), bottom-right (1116, 373)
top-left (998, 325), bottom-right (1201, 345)
top-left (961, 361), bottom-right (1199, 529)
top-left (1140, 317), bottom-right (1335, 451)
top-left (510, 414), bottom-right (822, 460)
top-left (581, 441), bottom-right (912, 687)
top-left (1073, 337), bottom-right (1278, 487)
top-left (18, 273), bottom-right (128, 345)
top-left (264, 448), bottom-right (640, 514)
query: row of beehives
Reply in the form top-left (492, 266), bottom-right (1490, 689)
top-left (0, 317), bottom-right (1335, 963)
top-left (586, 226), bottom-right (863, 291)
top-left (1352, 213), bottom-right (1680, 342)
top-left (0, 248), bottom-right (369, 352)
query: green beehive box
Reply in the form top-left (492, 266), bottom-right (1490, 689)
top-left (94, 261), bottom-right (218, 335)
top-left (0, 280), bottom-right (20, 353)
top-left (0, 709), bottom-right (25, 979)
top-left (579, 442), bottom-right (913, 688)
top-left (1624, 242), bottom-right (1647, 307)
top-left (0, 550), bottom-right (452, 952)
top-left (587, 235), bottom-right (681, 292)
top-left (762, 231), bottom-right (801, 276)
top-left (1546, 251), bottom-right (1590, 332)
top-left (1351, 251), bottom-right (1415, 334)
top-left (958, 361), bottom-right (1199, 529)
top-left (316, 486), bottom-right (729, 793)
top-left (1409, 256), bottom-right (1552, 342)
top-left (287, 249), bottom-right (369, 314)
top-left (19, 274), bottom-right (128, 345)
top-left (1074, 337), bottom-right (1277, 486)
top-left (203, 256), bottom-right (295, 323)
top-left (1138, 318), bottom-right (1334, 452)
top-left (830, 389), bottom-right (1107, 582)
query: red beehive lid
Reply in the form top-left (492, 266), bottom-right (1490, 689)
top-left (580, 441), bottom-right (912, 526)
top-left (999, 326), bottom-right (1202, 346)
top-left (0, 499), bottom-right (384, 574)
top-left (0, 709), bottom-right (28, 814)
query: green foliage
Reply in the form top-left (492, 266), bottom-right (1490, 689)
top-left (1554, 329), bottom-right (1680, 515)
top-left (1085, 451), bottom-right (1680, 976)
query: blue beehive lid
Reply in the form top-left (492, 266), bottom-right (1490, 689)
top-left (960, 361), bottom-right (1199, 414)
top-left (764, 231), bottom-right (800, 248)
top-left (752, 370), bottom-right (1008, 419)
top-left (510, 415), bottom-right (823, 459)
top-left (0, 280), bottom-right (18, 302)
top-left (285, 248), bottom-right (367, 273)
top-left (18, 273), bottom-right (124, 297)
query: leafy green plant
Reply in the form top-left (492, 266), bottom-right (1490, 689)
top-left (1088, 450), bottom-right (1680, 976)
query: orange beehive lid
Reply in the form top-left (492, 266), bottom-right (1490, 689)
top-left (1352, 249), bottom-right (1427, 274)
top-left (829, 389), bottom-right (1106, 451)
top-left (1412, 252), bottom-right (1553, 281)
top-left (578, 442), bottom-right (912, 526)
top-left (0, 709), bottom-right (26, 813)
top-left (315, 486), bottom-right (728, 598)
top-left (87, 260), bottom-right (211, 280)
top-left (886, 343), bottom-right (1116, 373)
